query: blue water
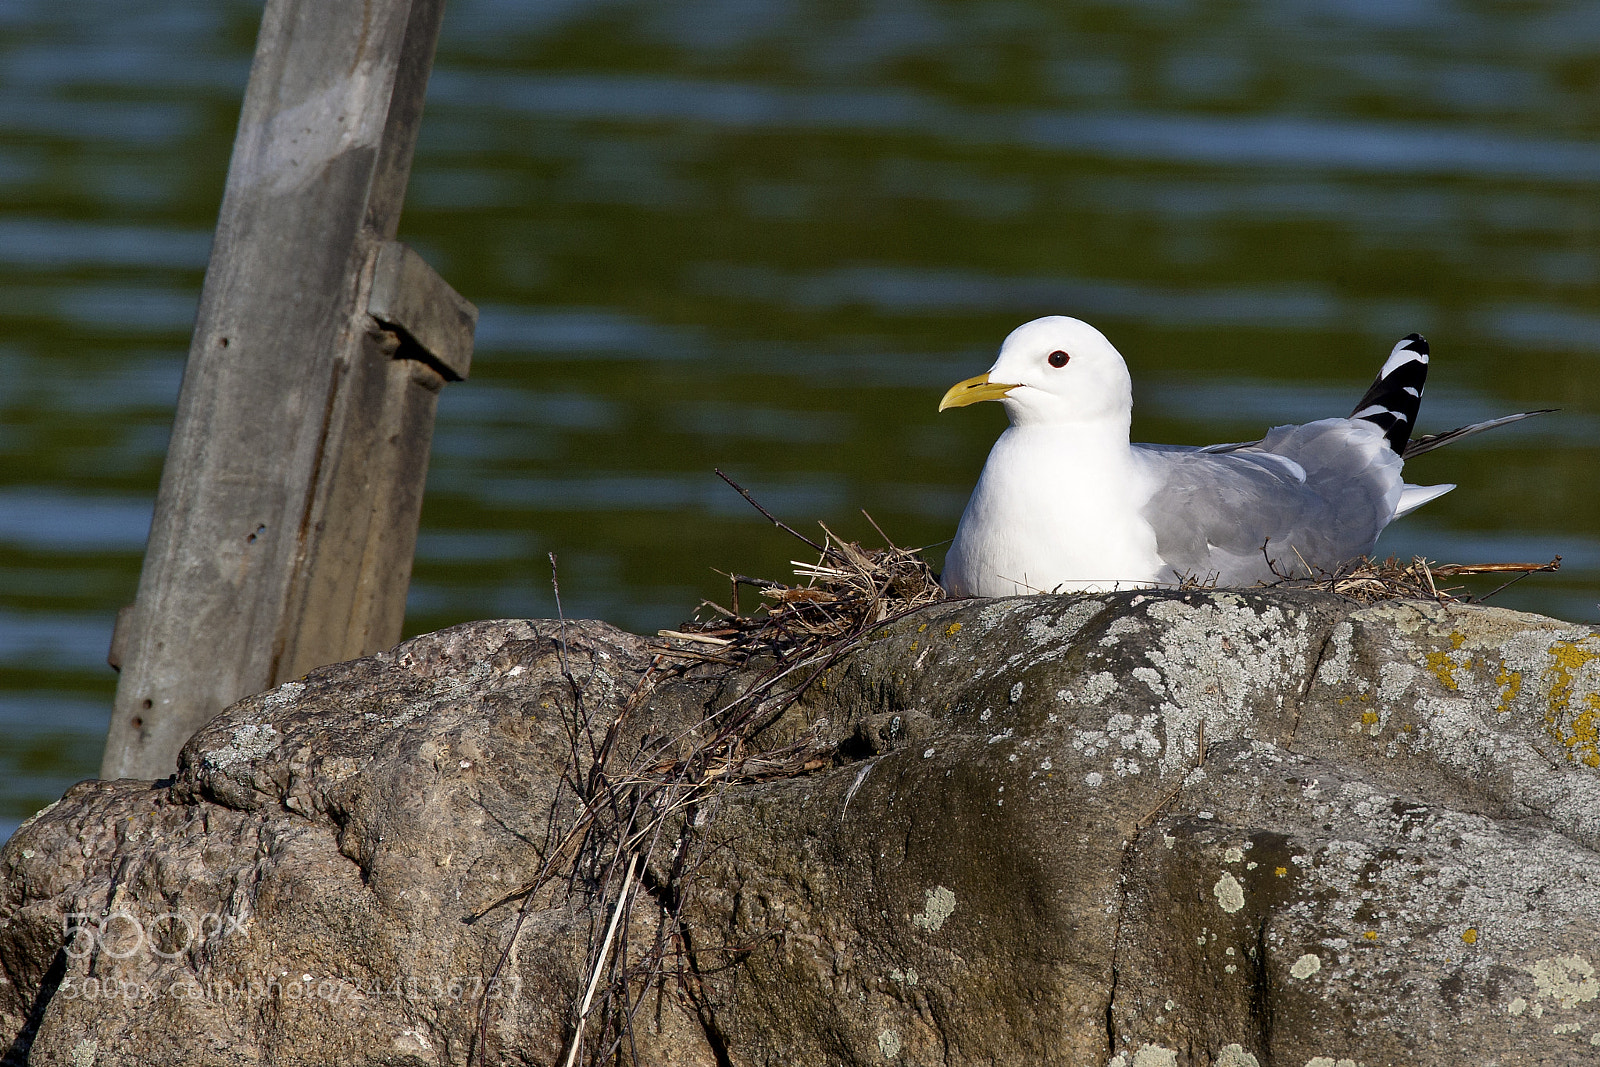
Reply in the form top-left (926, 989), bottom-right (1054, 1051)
top-left (4, 0), bottom-right (1599, 840)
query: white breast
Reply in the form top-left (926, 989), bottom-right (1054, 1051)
top-left (941, 424), bottom-right (1164, 596)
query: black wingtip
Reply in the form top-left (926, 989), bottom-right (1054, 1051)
top-left (1350, 334), bottom-right (1430, 454)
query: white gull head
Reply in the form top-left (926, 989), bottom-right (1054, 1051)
top-left (940, 316), bottom-right (1134, 429)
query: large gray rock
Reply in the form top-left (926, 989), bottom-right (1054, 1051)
top-left (3, 591), bottom-right (1599, 1066)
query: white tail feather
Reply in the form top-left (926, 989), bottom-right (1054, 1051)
top-left (1394, 482), bottom-right (1455, 519)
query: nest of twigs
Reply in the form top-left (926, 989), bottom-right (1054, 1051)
top-left (659, 530), bottom-right (945, 670)
top-left (1272, 553), bottom-right (1562, 605)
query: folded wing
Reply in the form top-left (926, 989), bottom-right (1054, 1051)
top-left (1136, 419), bottom-right (1402, 585)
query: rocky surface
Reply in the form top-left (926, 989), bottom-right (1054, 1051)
top-left (3, 590), bottom-right (1600, 1066)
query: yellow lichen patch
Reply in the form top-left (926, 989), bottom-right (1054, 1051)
top-left (918, 623), bottom-right (928, 633)
top-left (1449, 631), bottom-right (1466, 650)
top-left (1274, 867), bottom-right (1287, 877)
top-left (1363, 931), bottom-right (1378, 941)
top-left (1463, 928), bottom-right (1479, 945)
top-left (1361, 710), bottom-right (1379, 726)
top-left (945, 622), bottom-right (963, 637)
top-left (1426, 648), bottom-right (1461, 691)
top-left (909, 641), bottom-right (918, 653)
top-left (1543, 639), bottom-right (1600, 768)
top-left (1495, 664), bottom-right (1522, 715)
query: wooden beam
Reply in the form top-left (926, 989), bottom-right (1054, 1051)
top-left (102, 0), bottom-right (472, 780)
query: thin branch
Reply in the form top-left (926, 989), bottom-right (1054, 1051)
top-left (714, 468), bottom-right (832, 557)
top-left (1474, 558), bottom-right (1561, 603)
top-left (860, 509), bottom-right (896, 548)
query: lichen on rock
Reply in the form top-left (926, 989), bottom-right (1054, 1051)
top-left (2, 590), bottom-right (1598, 1066)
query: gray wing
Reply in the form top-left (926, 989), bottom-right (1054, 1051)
top-left (1135, 418), bottom-right (1403, 586)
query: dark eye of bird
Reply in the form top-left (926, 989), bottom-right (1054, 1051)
top-left (1048, 350), bottom-right (1070, 368)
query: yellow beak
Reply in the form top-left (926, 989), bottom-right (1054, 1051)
top-left (939, 373), bottom-right (1020, 411)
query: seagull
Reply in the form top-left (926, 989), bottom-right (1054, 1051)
top-left (938, 316), bottom-right (1548, 597)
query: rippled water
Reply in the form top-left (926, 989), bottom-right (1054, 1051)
top-left (4, 0), bottom-right (1598, 838)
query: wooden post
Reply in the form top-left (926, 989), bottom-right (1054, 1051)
top-left (101, 0), bottom-right (475, 780)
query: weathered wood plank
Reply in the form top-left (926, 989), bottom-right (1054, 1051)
top-left (369, 241), bottom-right (476, 380)
top-left (102, 0), bottom-right (467, 780)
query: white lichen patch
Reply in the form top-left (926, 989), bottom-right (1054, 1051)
top-left (1130, 1045), bottom-right (1178, 1067)
top-left (1290, 953), bottom-right (1321, 979)
top-left (971, 598), bottom-right (1038, 636)
top-left (1214, 1043), bottom-right (1259, 1067)
top-left (260, 680), bottom-right (305, 710)
top-left (1101, 614), bottom-right (1145, 647)
top-left (1023, 599), bottom-right (1106, 648)
top-left (1303, 1058), bottom-right (1356, 1067)
top-left (1072, 729), bottom-right (1107, 758)
top-left (911, 886), bottom-right (956, 933)
top-left (206, 722), bottom-right (281, 769)
top-left (1076, 671), bottom-right (1118, 705)
top-left (1377, 661), bottom-right (1417, 703)
top-left (1530, 955), bottom-right (1599, 1010)
top-left (1108, 712), bottom-right (1162, 757)
top-left (1315, 621), bottom-right (1355, 686)
top-left (1224, 846), bottom-right (1244, 864)
top-left (1139, 599), bottom-right (1312, 777)
top-left (1131, 667), bottom-right (1166, 695)
top-left (1214, 872), bottom-right (1245, 914)
top-left (876, 1029), bottom-right (901, 1058)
